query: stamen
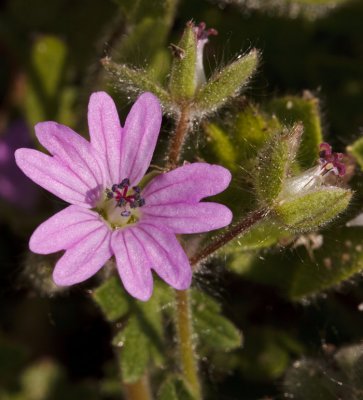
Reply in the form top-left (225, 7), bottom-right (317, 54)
top-left (105, 178), bottom-right (146, 218)
top-left (318, 142), bottom-right (346, 177)
top-left (194, 22), bottom-right (218, 41)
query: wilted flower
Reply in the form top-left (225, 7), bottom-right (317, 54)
top-left (193, 22), bottom-right (218, 87)
top-left (15, 92), bottom-right (232, 300)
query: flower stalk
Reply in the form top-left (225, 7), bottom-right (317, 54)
top-left (174, 289), bottom-right (202, 399)
top-left (190, 208), bottom-right (270, 267)
top-left (167, 104), bottom-right (191, 169)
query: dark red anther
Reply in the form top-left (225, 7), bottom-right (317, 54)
top-left (194, 22), bottom-right (218, 41)
top-left (319, 142), bottom-right (346, 177)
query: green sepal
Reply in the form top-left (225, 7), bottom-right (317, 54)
top-left (101, 58), bottom-right (173, 111)
top-left (255, 124), bottom-right (303, 206)
top-left (92, 276), bottom-right (129, 322)
top-left (194, 49), bottom-right (259, 114)
top-left (192, 290), bottom-right (242, 352)
top-left (266, 93), bottom-right (323, 168)
top-left (158, 375), bottom-right (196, 400)
top-left (275, 187), bottom-right (352, 231)
top-left (168, 22), bottom-right (197, 100)
top-left (348, 136), bottom-right (363, 171)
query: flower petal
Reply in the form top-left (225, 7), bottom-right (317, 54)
top-left (111, 228), bottom-right (153, 301)
top-left (15, 148), bottom-right (98, 207)
top-left (35, 121), bottom-right (104, 190)
top-left (88, 91), bottom-right (122, 184)
top-left (120, 92), bottom-right (162, 185)
top-left (30, 205), bottom-right (106, 254)
top-left (142, 202), bottom-right (232, 233)
top-left (136, 223), bottom-right (192, 290)
top-left (142, 163), bottom-right (232, 205)
top-left (53, 224), bottom-right (112, 286)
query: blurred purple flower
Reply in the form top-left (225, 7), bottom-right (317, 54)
top-left (0, 120), bottom-right (38, 208)
top-left (15, 92), bottom-right (232, 300)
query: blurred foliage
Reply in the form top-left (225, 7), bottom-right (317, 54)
top-left (1, 0), bottom-right (363, 399)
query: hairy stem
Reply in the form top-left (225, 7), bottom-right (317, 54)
top-left (190, 208), bottom-right (270, 267)
top-left (167, 104), bottom-right (191, 169)
top-left (174, 289), bottom-right (202, 399)
top-left (124, 374), bottom-right (153, 400)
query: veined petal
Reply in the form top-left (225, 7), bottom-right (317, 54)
top-left (53, 224), bottom-right (112, 286)
top-left (15, 148), bottom-right (99, 207)
top-left (35, 122), bottom-right (104, 190)
top-left (142, 202), bottom-right (232, 233)
top-left (142, 163), bottom-right (232, 205)
top-left (136, 223), bottom-right (192, 290)
top-left (88, 91), bottom-right (122, 184)
top-left (30, 205), bottom-right (106, 254)
top-left (111, 228), bottom-right (153, 301)
top-left (120, 93), bottom-right (162, 185)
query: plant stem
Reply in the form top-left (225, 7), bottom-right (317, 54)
top-left (190, 208), bottom-right (270, 267)
top-left (174, 289), bottom-right (202, 399)
top-left (124, 374), bottom-right (153, 400)
top-left (167, 104), bottom-right (191, 169)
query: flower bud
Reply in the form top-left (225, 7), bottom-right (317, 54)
top-left (254, 124), bottom-right (303, 206)
top-left (169, 22), bottom-right (197, 100)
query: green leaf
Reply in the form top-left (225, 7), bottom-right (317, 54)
top-left (202, 122), bottom-right (238, 171)
top-left (283, 359), bottom-right (344, 400)
top-left (112, 0), bottom-right (176, 73)
top-left (0, 336), bottom-right (29, 386)
top-left (21, 360), bottom-right (62, 400)
top-left (240, 226), bottom-right (363, 300)
top-left (228, 218), bottom-right (291, 252)
top-left (234, 0), bottom-right (351, 19)
top-left (194, 49), bottom-right (259, 114)
top-left (275, 187), bottom-right (352, 231)
top-left (158, 375), bottom-right (196, 400)
top-left (255, 124), bottom-right (303, 206)
top-left (335, 344), bottom-right (363, 392)
top-left (192, 290), bottom-right (242, 352)
top-left (92, 277), bottom-right (129, 322)
top-left (225, 217), bottom-right (292, 275)
top-left (114, 316), bottom-right (150, 384)
top-left (112, 280), bottom-right (170, 383)
top-left (24, 35), bottom-right (74, 128)
top-left (266, 94), bottom-right (323, 168)
top-left (201, 104), bottom-right (280, 216)
top-left (102, 59), bottom-right (173, 111)
top-left (169, 22), bottom-right (197, 100)
top-left (240, 328), bottom-right (303, 381)
top-left (288, 227), bottom-right (363, 300)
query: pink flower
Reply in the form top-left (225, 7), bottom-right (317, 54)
top-left (15, 92), bottom-right (232, 300)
